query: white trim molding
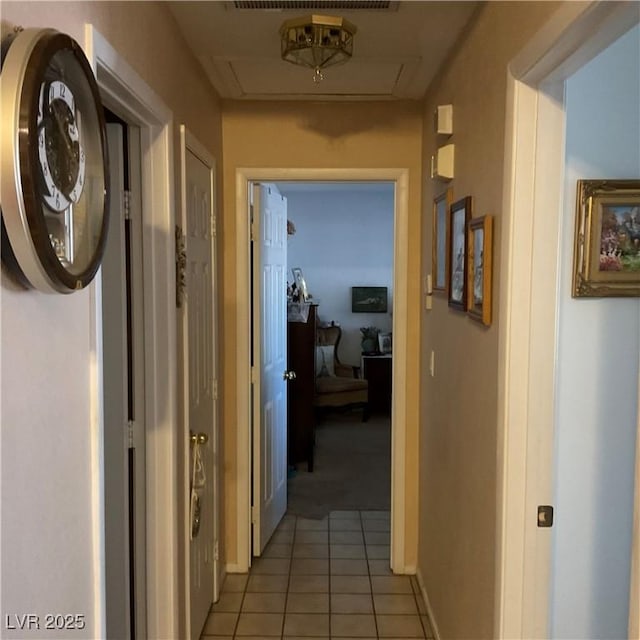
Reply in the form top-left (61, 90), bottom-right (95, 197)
top-left (89, 276), bottom-right (106, 640)
top-left (235, 167), bottom-right (411, 574)
top-left (85, 25), bottom-right (178, 640)
top-left (631, 357), bottom-right (640, 640)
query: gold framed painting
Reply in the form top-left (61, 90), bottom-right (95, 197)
top-left (467, 215), bottom-right (493, 326)
top-left (572, 179), bottom-right (640, 297)
top-left (432, 188), bottom-right (452, 294)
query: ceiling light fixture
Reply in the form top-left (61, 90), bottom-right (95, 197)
top-left (280, 14), bottom-right (357, 83)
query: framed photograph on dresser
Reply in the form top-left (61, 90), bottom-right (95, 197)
top-left (378, 332), bottom-right (392, 354)
top-left (291, 267), bottom-right (309, 301)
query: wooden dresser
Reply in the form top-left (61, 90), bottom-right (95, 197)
top-left (287, 304), bottom-right (318, 471)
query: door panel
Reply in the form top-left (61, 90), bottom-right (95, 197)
top-left (252, 183), bottom-right (288, 556)
top-left (179, 131), bottom-right (218, 640)
top-left (103, 123), bottom-right (131, 640)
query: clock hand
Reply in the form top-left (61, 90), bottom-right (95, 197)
top-left (51, 104), bottom-right (76, 158)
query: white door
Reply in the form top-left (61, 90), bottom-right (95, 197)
top-left (102, 123), bottom-right (131, 640)
top-left (178, 128), bottom-right (218, 640)
top-left (252, 183), bottom-right (288, 556)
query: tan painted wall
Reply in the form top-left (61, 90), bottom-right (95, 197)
top-left (221, 100), bottom-right (423, 566)
top-left (419, 2), bottom-right (562, 638)
top-left (1, 2), bottom-right (222, 634)
top-left (1, 1), bottom-right (223, 178)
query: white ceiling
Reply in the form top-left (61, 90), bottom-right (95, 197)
top-left (167, 1), bottom-right (480, 101)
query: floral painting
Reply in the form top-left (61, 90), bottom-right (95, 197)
top-left (573, 179), bottom-right (640, 297)
top-left (599, 204), bottom-right (640, 272)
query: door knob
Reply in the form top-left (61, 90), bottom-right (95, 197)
top-left (283, 370), bottom-right (297, 381)
top-left (190, 431), bottom-right (208, 445)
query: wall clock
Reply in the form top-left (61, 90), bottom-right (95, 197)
top-left (1, 28), bottom-right (109, 293)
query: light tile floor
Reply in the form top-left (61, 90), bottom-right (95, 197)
top-left (201, 510), bottom-right (435, 639)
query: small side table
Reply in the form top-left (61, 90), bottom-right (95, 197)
top-left (362, 354), bottom-right (392, 416)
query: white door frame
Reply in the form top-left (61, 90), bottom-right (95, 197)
top-left (234, 168), bottom-right (410, 573)
top-left (632, 365), bottom-right (640, 640)
top-left (178, 124), bottom-right (221, 638)
top-left (495, 2), bottom-right (640, 638)
top-left (85, 25), bottom-right (179, 638)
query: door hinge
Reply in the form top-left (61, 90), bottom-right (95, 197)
top-left (213, 378), bottom-right (219, 401)
top-left (211, 215), bottom-right (217, 238)
top-left (250, 367), bottom-right (257, 384)
top-left (537, 505), bottom-right (554, 527)
top-left (251, 505), bottom-right (256, 524)
top-left (123, 190), bottom-right (131, 220)
top-left (213, 540), bottom-right (219, 561)
top-left (127, 420), bottom-right (135, 448)
top-left (175, 224), bottom-right (186, 308)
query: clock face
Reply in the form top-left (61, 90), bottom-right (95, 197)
top-left (0, 29), bottom-right (109, 292)
top-left (38, 80), bottom-right (87, 214)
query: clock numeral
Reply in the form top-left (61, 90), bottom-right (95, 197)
top-left (60, 84), bottom-right (65, 98)
top-left (49, 85), bottom-right (55, 103)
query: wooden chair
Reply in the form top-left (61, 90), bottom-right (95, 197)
top-left (314, 322), bottom-right (369, 421)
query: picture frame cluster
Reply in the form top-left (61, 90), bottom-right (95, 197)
top-left (430, 179), bottom-right (639, 325)
top-left (432, 189), bottom-right (493, 326)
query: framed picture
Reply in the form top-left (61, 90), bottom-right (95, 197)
top-left (378, 332), bottom-right (392, 354)
top-left (351, 286), bottom-right (388, 313)
top-left (447, 196), bottom-right (472, 310)
top-left (432, 188), bottom-right (452, 293)
top-left (467, 215), bottom-right (493, 325)
top-left (573, 179), bottom-right (640, 297)
top-left (291, 267), bottom-right (309, 301)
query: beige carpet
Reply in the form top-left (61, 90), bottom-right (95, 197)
top-left (287, 412), bottom-right (391, 520)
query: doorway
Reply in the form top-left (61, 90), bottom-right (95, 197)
top-left (102, 112), bottom-right (146, 640)
top-left (496, 4), bottom-right (640, 637)
top-left (235, 168), bottom-right (411, 574)
top-left (278, 181), bottom-right (394, 522)
top-left (87, 25), bottom-right (179, 637)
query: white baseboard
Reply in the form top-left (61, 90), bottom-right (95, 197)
top-left (416, 567), bottom-right (441, 640)
top-left (225, 563), bottom-right (248, 574)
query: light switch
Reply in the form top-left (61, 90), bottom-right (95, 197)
top-left (429, 350), bottom-right (435, 377)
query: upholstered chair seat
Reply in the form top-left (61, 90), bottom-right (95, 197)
top-left (314, 322), bottom-right (369, 421)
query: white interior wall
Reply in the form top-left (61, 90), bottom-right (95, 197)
top-left (282, 184), bottom-right (394, 365)
top-left (551, 24), bottom-right (640, 639)
top-left (0, 283), bottom-right (101, 638)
